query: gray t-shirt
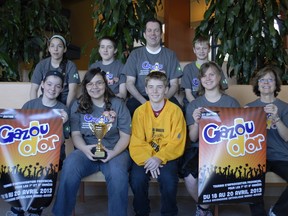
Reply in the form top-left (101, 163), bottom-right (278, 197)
top-left (22, 98), bottom-right (70, 139)
top-left (70, 97), bottom-right (131, 150)
top-left (89, 60), bottom-right (126, 95)
top-left (123, 46), bottom-right (183, 96)
top-left (31, 57), bottom-right (80, 104)
top-left (181, 62), bottom-right (202, 98)
top-left (246, 98), bottom-right (288, 161)
top-left (181, 61), bottom-right (229, 99)
top-left (185, 94), bottom-right (240, 147)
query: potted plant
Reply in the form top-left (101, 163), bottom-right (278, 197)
top-left (90, 0), bottom-right (163, 64)
top-left (195, 0), bottom-right (288, 84)
top-left (0, 0), bottom-right (69, 81)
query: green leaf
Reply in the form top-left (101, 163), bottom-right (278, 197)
top-left (91, 0), bottom-right (160, 64)
top-left (197, 0), bottom-right (288, 84)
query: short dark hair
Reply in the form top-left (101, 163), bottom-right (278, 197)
top-left (252, 65), bottom-right (282, 97)
top-left (98, 36), bottom-right (117, 48)
top-left (193, 35), bottom-right (210, 48)
top-left (44, 70), bottom-right (64, 86)
top-left (145, 18), bottom-right (163, 33)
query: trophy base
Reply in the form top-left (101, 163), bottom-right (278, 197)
top-left (91, 147), bottom-right (107, 159)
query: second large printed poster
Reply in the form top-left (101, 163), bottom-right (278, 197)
top-left (198, 107), bottom-right (266, 204)
top-left (0, 109), bottom-right (63, 212)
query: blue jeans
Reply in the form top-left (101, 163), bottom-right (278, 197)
top-left (52, 149), bottom-right (130, 216)
top-left (249, 160), bottom-right (288, 216)
top-left (129, 160), bottom-right (179, 216)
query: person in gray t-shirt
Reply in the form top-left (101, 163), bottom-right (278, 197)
top-left (182, 61), bottom-right (239, 216)
top-left (52, 67), bottom-right (131, 216)
top-left (9, 70), bottom-right (69, 216)
top-left (181, 36), bottom-right (228, 108)
top-left (30, 35), bottom-right (80, 107)
top-left (246, 65), bottom-right (288, 216)
top-left (123, 18), bottom-right (183, 116)
top-left (89, 36), bottom-right (127, 99)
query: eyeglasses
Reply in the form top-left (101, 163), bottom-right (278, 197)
top-left (86, 80), bottom-right (105, 88)
top-left (258, 78), bottom-right (275, 83)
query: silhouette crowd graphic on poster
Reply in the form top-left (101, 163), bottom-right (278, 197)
top-left (0, 109), bottom-right (62, 212)
top-left (198, 107), bottom-right (267, 204)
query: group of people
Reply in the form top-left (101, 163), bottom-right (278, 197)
top-left (8, 18), bottom-right (288, 216)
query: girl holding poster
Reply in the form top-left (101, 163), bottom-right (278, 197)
top-left (52, 67), bottom-right (131, 216)
top-left (6, 70), bottom-right (69, 216)
top-left (246, 65), bottom-right (288, 216)
top-left (181, 61), bottom-right (240, 216)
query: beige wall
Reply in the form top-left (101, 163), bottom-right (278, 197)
top-left (1, 81), bottom-right (287, 109)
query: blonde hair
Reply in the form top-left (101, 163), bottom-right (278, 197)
top-left (145, 71), bottom-right (168, 87)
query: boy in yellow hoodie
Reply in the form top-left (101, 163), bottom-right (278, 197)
top-left (129, 71), bottom-right (186, 216)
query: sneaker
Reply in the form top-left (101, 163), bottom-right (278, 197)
top-left (6, 211), bottom-right (17, 216)
top-left (195, 205), bottom-right (214, 216)
top-left (5, 211), bottom-right (25, 216)
top-left (6, 207), bottom-right (25, 216)
top-left (269, 206), bottom-right (276, 216)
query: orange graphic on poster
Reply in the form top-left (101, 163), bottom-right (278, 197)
top-left (0, 109), bottom-right (63, 211)
top-left (198, 107), bottom-right (266, 204)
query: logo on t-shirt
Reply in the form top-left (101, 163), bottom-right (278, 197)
top-left (105, 72), bottom-right (119, 85)
top-left (141, 61), bottom-right (164, 75)
top-left (192, 78), bottom-right (200, 91)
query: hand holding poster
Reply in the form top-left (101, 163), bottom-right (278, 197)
top-left (0, 109), bottom-right (63, 213)
top-left (198, 107), bottom-right (266, 204)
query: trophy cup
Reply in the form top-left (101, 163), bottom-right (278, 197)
top-left (89, 122), bottom-right (110, 159)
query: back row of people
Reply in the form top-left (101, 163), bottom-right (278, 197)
top-left (17, 18), bottom-right (288, 216)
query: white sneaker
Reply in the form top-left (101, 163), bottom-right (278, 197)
top-left (6, 208), bottom-right (25, 216)
top-left (195, 205), bottom-right (214, 216)
top-left (269, 206), bottom-right (276, 216)
top-left (6, 211), bottom-right (18, 216)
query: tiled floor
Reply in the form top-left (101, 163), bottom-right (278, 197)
top-left (0, 194), bottom-right (278, 216)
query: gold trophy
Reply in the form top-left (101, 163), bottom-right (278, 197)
top-left (89, 122), bottom-right (110, 159)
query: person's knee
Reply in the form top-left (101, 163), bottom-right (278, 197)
top-left (130, 173), bottom-right (148, 191)
top-left (110, 178), bottom-right (129, 193)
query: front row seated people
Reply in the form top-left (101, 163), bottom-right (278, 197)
top-left (246, 65), bottom-right (288, 216)
top-left (52, 67), bottom-right (131, 216)
top-left (129, 71), bottom-right (186, 216)
top-left (180, 61), bottom-right (240, 216)
top-left (7, 71), bottom-right (69, 216)
top-left (28, 64), bottom-right (286, 216)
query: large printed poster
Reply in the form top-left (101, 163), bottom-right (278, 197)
top-left (198, 107), bottom-right (266, 204)
top-left (0, 109), bottom-right (62, 212)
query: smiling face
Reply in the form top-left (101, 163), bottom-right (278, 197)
top-left (41, 75), bottom-right (63, 100)
top-left (144, 21), bottom-right (162, 49)
top-left (98, 39), bottom-right (117, 62)
top-left (48, 38), bottom-right (66, 61)
top-left (200, 67), bottom-right (221, 91)
top-left (193, 41), bottom-right (210, 61)
top-left (257, 72), bottom-right (276, 96)
top-left (86, 74), bottom-right (106, 101)
top-left (145, 78), bottom-right (168, 104)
